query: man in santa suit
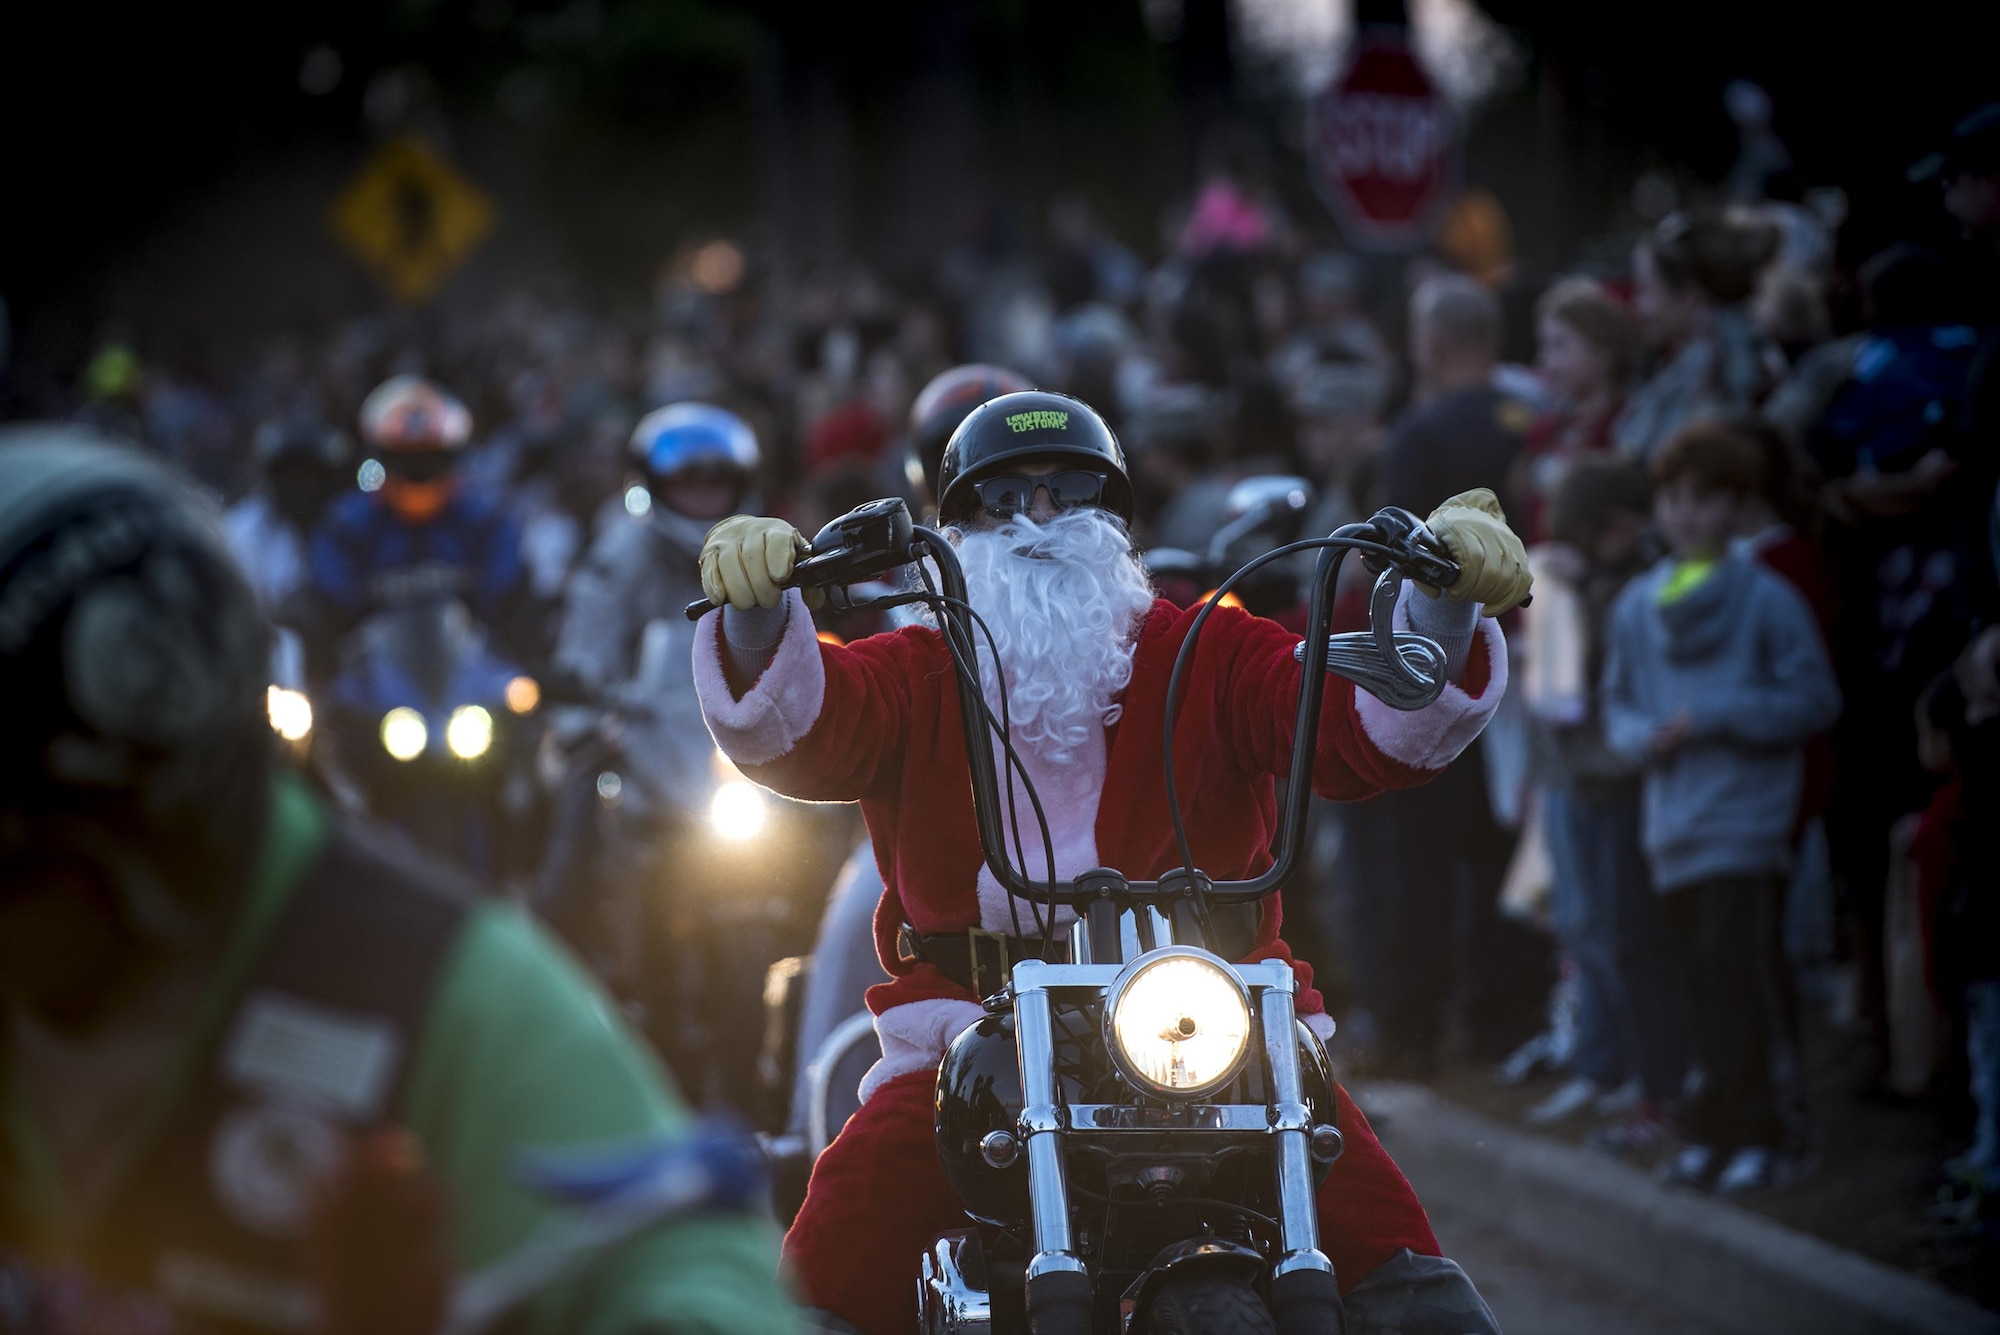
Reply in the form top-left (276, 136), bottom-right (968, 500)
top-left (694, 390), bottom-right (1528, 1334)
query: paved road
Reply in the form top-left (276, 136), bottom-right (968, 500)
top-left (1427, 1197), bottom-right (1731, 1335)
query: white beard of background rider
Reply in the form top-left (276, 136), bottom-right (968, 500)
top-left (937, 507), bottom-right (1157, 933)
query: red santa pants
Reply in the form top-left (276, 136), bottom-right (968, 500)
top-left (783, 1069), bottom-right (1442, 1335)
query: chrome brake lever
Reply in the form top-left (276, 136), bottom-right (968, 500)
top-left (1290, 571), bottom-right (1448, 711)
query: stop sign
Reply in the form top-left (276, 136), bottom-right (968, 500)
top-left (1309, 34), bottom-right (1456, 251)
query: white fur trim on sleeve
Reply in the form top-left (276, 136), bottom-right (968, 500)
top-left (856, 998), bottom-right (986, 1103)
top-left (692, 591), bottom-right (826, 766)
top-left (1303, 1012), bottom-right (1336, 1044)
top-left (1353, 588), bottom-right (1508, 773)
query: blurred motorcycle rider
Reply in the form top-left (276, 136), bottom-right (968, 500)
top-left (554, 401), bottom-right (759, 695)
top-left (298, 375), bottom-right (529, 673)
top-left (537, 404), bottom-right (761, 947)
top-left (0, 428), bottom-right (798, 1335)
top-left (221, 417), bottom-right (352, 612)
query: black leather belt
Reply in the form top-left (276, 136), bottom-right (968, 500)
top-left (898, 924), bottom-right (1047, 999)
top-left (898, 903), bottom-right (1260, 999)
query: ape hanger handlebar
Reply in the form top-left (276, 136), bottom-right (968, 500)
top-left (683, 498), bottom-right (1463, 924)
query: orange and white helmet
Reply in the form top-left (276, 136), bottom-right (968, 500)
top-left (360, 376), bottom-right (472, 520)
top-left (358, 375), bottom-right (472, 455)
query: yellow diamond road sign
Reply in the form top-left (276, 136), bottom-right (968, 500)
top-left (331, 134), bottom-right (495, 304)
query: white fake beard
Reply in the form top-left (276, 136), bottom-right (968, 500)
top-left (945, 508), bottom-right (1156, 765)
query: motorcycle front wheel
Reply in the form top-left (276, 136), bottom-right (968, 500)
top-left (1134, 1276), bottom-right (1277, 1335)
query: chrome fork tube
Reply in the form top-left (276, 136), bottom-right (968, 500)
top-left (1071, 906), bottom-right (1171, 965)
top-left (1259, 963), bottom-right (1334, 1278)
top-left (1142, 904), bottom-right (1173, 949)
top-left (1012, 961), bottom-right (1085, 1281)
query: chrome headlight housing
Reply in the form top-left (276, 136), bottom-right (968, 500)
top-left (1103, 947), bottom-right (1253, 1099)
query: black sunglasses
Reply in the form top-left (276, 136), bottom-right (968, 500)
top-left (971, 470), bottom-right (1108, 518)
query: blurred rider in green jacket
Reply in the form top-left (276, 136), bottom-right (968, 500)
top-left (0, 428), bottom-right (800, 1335)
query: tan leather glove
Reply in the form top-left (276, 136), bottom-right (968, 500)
top-left (1423, 488), bottom-right (1532, 616)
top-left (699, 515), bottom-right (822, 611)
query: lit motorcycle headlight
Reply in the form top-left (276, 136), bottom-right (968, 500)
top-left (266, 686), bottom-right (313, 742)
top-left (1105, 949), bottom-right (1252, 1099)
top-left (381, 707), bottom-right (428, 761)
top-left (446, 705), bottom-right (494, 759)
top-left (710, 779), bottom-right (768, 841)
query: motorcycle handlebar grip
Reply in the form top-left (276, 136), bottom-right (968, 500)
top-left (682, 586), bottom-right (810, 621)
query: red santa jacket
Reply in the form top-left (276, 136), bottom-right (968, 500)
top-left (695, 589), bottom-right (1505, 1095)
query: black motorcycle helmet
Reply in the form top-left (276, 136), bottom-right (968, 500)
top-left (935, 389), bottom-right (1134, 526)
top-left (253, 416), bottom-right (353, 529)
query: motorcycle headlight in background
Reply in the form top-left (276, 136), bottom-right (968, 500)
top-left (266, 686), bottom-right (313, 742)
top-left (1105, 948), bottom-right (1252, 1099)
top-left (381, 707), bottom-right (428, 761)
top-left (709, 779), bottom-right (768, 841)
top-left (446, 705), bottom-right (494, 759)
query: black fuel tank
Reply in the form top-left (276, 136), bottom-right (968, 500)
top-left (935, 1012), bottom-right (1031, 1227)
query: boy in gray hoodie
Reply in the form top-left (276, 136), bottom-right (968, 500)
top-left (1603, 422), bottom-right (1841, 1192)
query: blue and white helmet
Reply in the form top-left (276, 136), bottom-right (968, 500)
top-left (630, 402), bottom-right (759, 486)
top-left (628, 402), bottom-right (760, 549)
